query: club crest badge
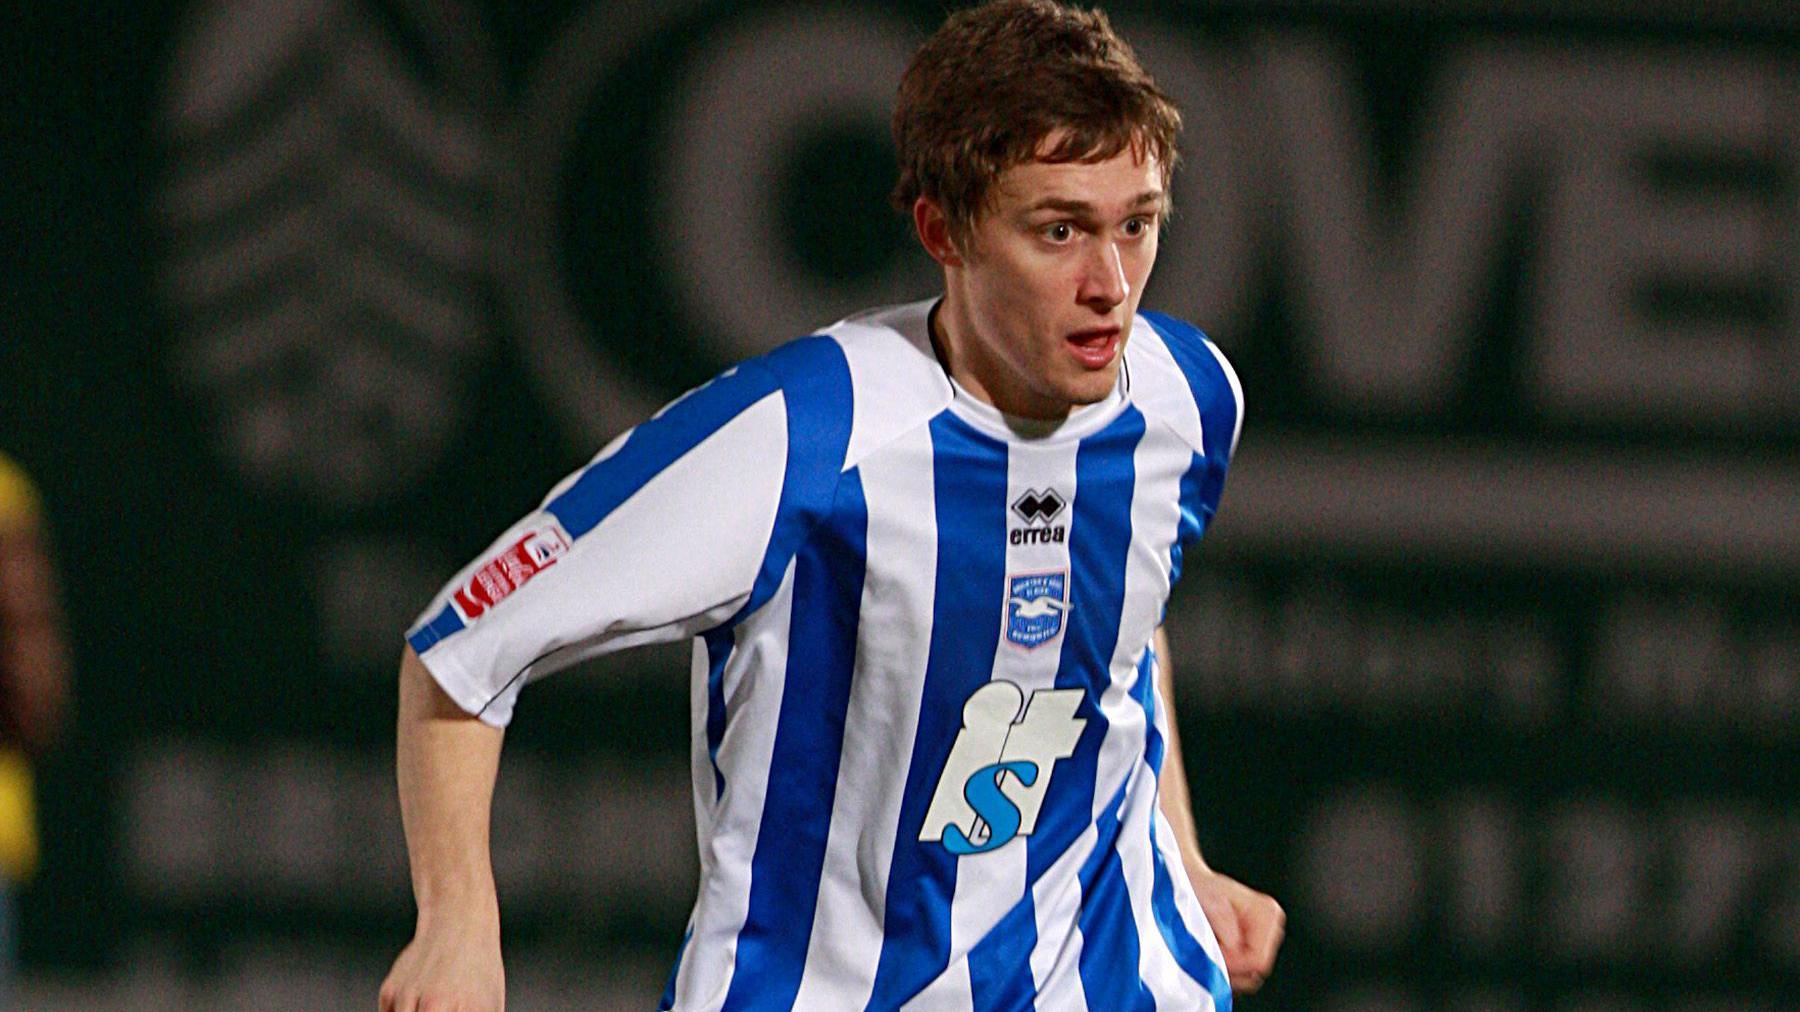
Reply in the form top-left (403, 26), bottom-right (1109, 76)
top-left (1006, 571), bottom-right (1070, 649)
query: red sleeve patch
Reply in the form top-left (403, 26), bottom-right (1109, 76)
top-left (452, 525), bottom-right (572, 622)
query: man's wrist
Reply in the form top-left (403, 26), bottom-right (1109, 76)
top-left (415, 902), bottom-right (500, 941)
top-left (413, 878), bottom-right (499, 926)
top-left (1181, 848), bottom-right (1215, 878)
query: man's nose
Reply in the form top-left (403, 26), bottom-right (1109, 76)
top-left (1078, 240), bottom-right (1129, 310)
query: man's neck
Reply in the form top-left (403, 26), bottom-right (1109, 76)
top-left (929, 294), bottom-right (1072, 422)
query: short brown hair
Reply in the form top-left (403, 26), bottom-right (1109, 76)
top-left (891, 0), bottom-right (1181, 243)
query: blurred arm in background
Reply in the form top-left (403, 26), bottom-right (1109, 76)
top-left (380, 646), bottom-right (506, 1012)
top-left (1154, 624), bottom-right (1286, 995)
top-left (0, 451), bottom-right (70, 977)
top-left (0, 455), bottom-right (69, 756)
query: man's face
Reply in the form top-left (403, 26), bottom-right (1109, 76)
top-left (944, 142), bottom-right (1165, 420)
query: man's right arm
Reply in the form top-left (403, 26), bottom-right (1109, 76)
top-left (379, 647), bottom-right (507, 1012)
top-left (377, 348), bottom-right (831, 1009)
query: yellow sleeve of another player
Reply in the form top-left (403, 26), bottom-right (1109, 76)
top-left (0, 452), bottom-right (44, 881)
top-left (0, 754), bottom-right (36, 882)
top-left (0, 453), bottom-right (42, 536)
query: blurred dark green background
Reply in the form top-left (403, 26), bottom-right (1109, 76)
top-left (4, 1), bottom-right (1797, 1008)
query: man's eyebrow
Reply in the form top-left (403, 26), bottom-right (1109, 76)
top-left (1025, 190), bottom-right (1169, 215)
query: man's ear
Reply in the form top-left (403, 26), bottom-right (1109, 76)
top-left (913, 197), bottom-right (965, 268)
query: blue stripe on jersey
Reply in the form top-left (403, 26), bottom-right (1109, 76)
top-left (659, 925), bottom-right (693, 1012)
top-left (969, 926), bottom-right (1037, 1011)
top-left (1149, 830), bottom-right (1234, 1009)
top-left (545, 363), bottom-right (782, 539)
top-left (724, 469), bottom-right (869, 1010)
top-left (703, 336), bottom-right (854, 814)
top-left (1024, 409), bottom-right (1145, 881)
top-left (703, 625), bottom-right (734, 799)
top-left (983, 408), bottom-right (1147, 1003)
top-left (1139, 651), bottom-right (1233, 1008)
top-left (1140, 312), bottom-right (1237, 518)
top-left (1076, 781), bottom-right (1156, 1011)
top-left (1165, 450), bottom-right (1208, 591)
top-left (730, 336), bottom-right (856, 622)
top-left (407, 604), bottom-right (464, 654)
top-left (1137, 650), bottom-right (1165, 777)
top-left (1060, 409), bottom-right (1152, 1007)
top-left (866, 413), bottom-right (1011, 1012)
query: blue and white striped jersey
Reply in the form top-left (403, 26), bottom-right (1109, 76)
top-left (409, 299), bottom-right (1244, 1011)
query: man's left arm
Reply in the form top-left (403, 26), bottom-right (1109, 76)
top-left (1153, 625), bottom-right (1284, 994)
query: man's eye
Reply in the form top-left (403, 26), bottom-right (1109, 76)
top-left (1045, 222), bottom-right (1073, 242)
top-left (1123, 217), bottom-right (1149, 237)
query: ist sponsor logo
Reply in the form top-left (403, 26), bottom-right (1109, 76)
top-left (919, 680), bottom-right (1087, 855)
top-left (452, 525), bottom-right (570, 621)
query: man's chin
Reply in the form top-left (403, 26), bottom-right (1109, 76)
top-left (1060, 367), bottom-right (1121, 406)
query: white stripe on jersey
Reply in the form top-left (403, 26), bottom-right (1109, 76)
top-left (1126, 317), bottom-right (1207, 456)
top-left (1120, 420), bottom-right (1213, 1004)
top-left (689, 638), bottom-right (718, 859)
top-left (1130, 417), bottom-right (1216, 1001)
top-left (917, 437), bottom-right (1085, 1010)
top-left (675, 560), bottom-right (799, 1009)
top-left (833, 305), bottom-right (954, 469)
top-left (1027, 820), bottom-right (1093, 1008)
top-left (790, 425), bottom-right (939, 1009)
top-left (1202, 338), bottom-right (1246, 458)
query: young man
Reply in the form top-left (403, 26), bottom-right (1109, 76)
top-left (381, 2), bottom-right (1283, 1009)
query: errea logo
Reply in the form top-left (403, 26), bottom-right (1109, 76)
top-left (1012, 487), bottom-right (1066, 524)
top-left (1010, 487), bottom-right (1068, 546)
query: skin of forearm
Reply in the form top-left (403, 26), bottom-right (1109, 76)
top-left (396, 646), bottom-right (507, 924)
top-left (1, 631), bottom-right (69, 749)
top-left (0, 528), bottom-right (71, 750)
top-left (1153, 626), bottom-right (1211, 873)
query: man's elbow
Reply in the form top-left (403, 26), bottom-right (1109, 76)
top-left (399, 646), bottom-right (478, 723)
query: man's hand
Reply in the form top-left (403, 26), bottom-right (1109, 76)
top-left (378, 913), bottom-right (504, 1012)
top-left (1187, 860), bottom-right (1285, 994)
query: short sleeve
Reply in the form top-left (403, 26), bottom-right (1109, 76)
top-left (407, 337), bottom-right (855, 727)
top-left (407, 364), bottom-right (786, 727)
top-left (1138, 311), bottom-right (1245, 522)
